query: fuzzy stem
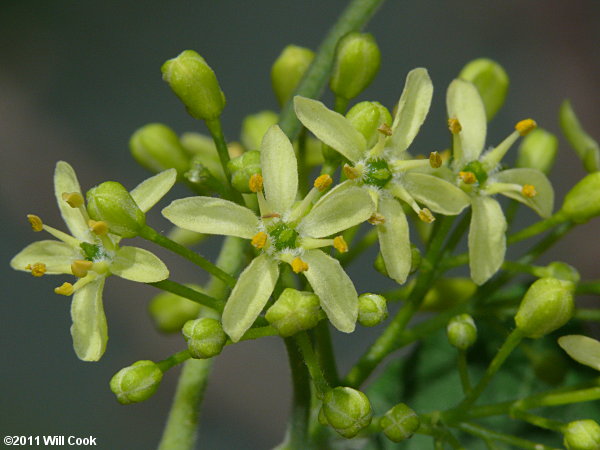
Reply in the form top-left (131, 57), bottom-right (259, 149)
top-left (295, 332), bottom-right (330, 398)
top-left (148, 279), bottom-right (225, 312)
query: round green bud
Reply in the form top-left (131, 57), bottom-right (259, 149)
top-left (161, 50), bottom-right (225, 120)
top-left (515, 278), bottom-right (575, 339)
top-left (346, 101), bottom-right (393, 148)
top-left (563, 420), bottom-right (600, 450)
top-left (446, 314), bottom-right (477, 350)
top-left (265, 288), bottom-right (321, 337)
top-left (516, 128), bottom-right (558, 175)
top-left (241, 111), bottom-right (279, 150)
top-left (459, 58), bottom-right (509, 121)
top-left (380, 403), bottom-right (420, 443)
top-left (271, 45), bottom-right (314, 106)
top-left (109, 360), bottom-right (163, 405)
top-left (560, 172), bottom-right (600, 223)
top-left (559, 100), bottom-right (600, 173)
top-left (86, 181), bottom-right (145, 238)
top-left (129, 123), bottom-right (190, 175)
top-left (358, 293), bottom-right (388, 327)
top-left (148, 288), bottom-right (203, 333)
top-left (322, 387), bottom-right (372, 438)
top-left (330, 32), bottom-right (381, 101)
top-left (421, 277), bottom-right (477, 312)
top-left (531, 349), bottom-right (568, 386)
top-left (182, 318), bottom-right (227, 359)
top-left (542, 262), bottom-right (580, 284)
top-left (227, 150), bottom-right (262, 194)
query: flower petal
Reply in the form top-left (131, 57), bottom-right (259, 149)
top-left (447, 79), bottom-right (487, 162)
top-left (162, 197), bottom-right (259, 238)
top-left (10, 240), bottom-right (78, 274)
top-left (302, 250), bottom-right (357, 333)
top-left (261, 125), bottom-right (298, 213)
top-left (110, 246), bottom-right (169, 282)
top-left (390, 68), bottom-right (433, 153)
top-left (294, 96), bottom-right (366, 163)
top-left (71, 276), bottom-right (108, 361)
top-left (493, 168), bottom-right (554, 218)
top-left (297, 186), bottom-right (374, 238)
top-left (469, 196), bottom-right (506, 285)
top-left (377, 196), bottom-right (411, 284)
top-left (403, 172), bottom-right (471, 215)
top-left (558, 335), bottom-right (600, 371)
top-left (54, 161), bottom-right (93, 242)
top-left (222, 254), bottom-right (279, 342)
top-left (130, 169), bottom-right (177, 213)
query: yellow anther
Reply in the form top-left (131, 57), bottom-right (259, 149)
top-left (61, 192), bottom-right (85, 208)
top-left (377, 123), bottom-right (392, 136)
top-left (54, 282), bottom-right (74, 296)
top-left (26, 263), bottom-right (47, 277)
top-left (251, 231), bottom-right (268, 249)
top-left (27, 214), bottom-right (43, 232)
top-left (368, 213), bottom-right (385, 225)
top-left (418, 208), bottom-right (435, 223)
top-left (71, 260), bottom-right (93, 278)
top-left (448, 118), bottom-right (462, 135)
top-left (314, 174), bottom-right (333, 192)
top-left (291, 257), bottom-right (309, 274)
top-left (333, 236), bottom-right (348, 253)
top-left (343, 164), bottom-right (361, 180)
top-left (88, 220), bottom-right (109, 235)
top-left (429, 151), bottom-right (442, 168)
top-left (515, 118), bottom-right (537, 136)
top-left (459, 171), bottom-right (477, 184)
top-left (249, 174), bottom-right (264, 193)
top-left (521, 184), bottom-right (537, 198)
top-left (261, 213), bottom-right (281, 219)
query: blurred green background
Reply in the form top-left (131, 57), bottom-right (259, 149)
top-left (1, 1), bottom-right (599, 448)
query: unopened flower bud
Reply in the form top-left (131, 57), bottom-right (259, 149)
top-left (86, 181), bottom-right (145, 238)
top-left (542, 262), bottom-right (580, 284)
top-left (322, 387), bottom-right (372, 438)
top-left (421, 277), bottom-right (477, 312)
top-left (161, 50), bottom-right (225, 120)
top-left (563, 420), bottom-right (600, 450)
top-left (148, 288), bottom-right (203, 333)
top-left (358, 293), bottom-right (388, 327)
top-left (380, 403), bottom-right (420, 443)
top-left (459, 58), bottom-right (509, 121)
top-left (130, 123), bottom-right (190, 174)
top-left (271, 45), bottom-right (314, 106)
top-left (447, 314), bottom-right (477, 350)
top-left (560, 172), bottom-right (600, 223)
top-left (241, 111), bottom-right (279, 150)
top-left (265, 288), bottom-right (321, 337)
top-left (516, 128), bottom-right (558, 175)
top-left (330, 32), bottom-right (381, 101)
top-left (182, 318), bottom-right (227, 359)
top-left (227, 150), bottom-right (262, 193)
top-left (346, 101), bottom-right (393, 148)
top-left (109, 360), bottom-right (163, 405)
top-left (559, 100), bottom-right (600, 173)
top-left (515, 278), bottom-right (575, 339)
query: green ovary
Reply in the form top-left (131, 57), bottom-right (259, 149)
top-left (268, 223), bottom-right (300, 251)
top-left (362, 158), bottom-right (392, 188)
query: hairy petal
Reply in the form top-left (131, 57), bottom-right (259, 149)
top-left (494, 168), bottom-right (554, 218)
top-left (377, 196), bottom-right (411, 284)
top-left (54, 161), bottom-right (93, 242)
top-left (261, 125), bottom-right (298, 213)
top-left (403, 172), bottom-right (471, 215)
top-left (71, 277), bottom-right (108, 361)
top-left (558, 335), bottom-right (600, 371)
top-left (10, 240), bottom-right (77, 274)
top-left (110, 246), bottom-right (169, 282)
top-left (130, 169), bottom-right (177, 213)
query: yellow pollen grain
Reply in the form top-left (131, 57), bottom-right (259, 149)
top-left (27, 214), bottom-right (43, 232)
top-left (521, 184), bottom-right (537, 198)
top-left (26, 262), bottom-right (47, 277)
top-left (251, 231), bottom-right (268, 249)
top-left (429, 151), bottom-right (442, 168)
top-left (459, 171), bottom-right (477, 184)
top-left (418, 208), bottom-right (435, 223)
top-left (54, 282), bottom-right (74, 296)
top-left (343, 164), bottom-right (360, 180)
top-left (448, 118), bottom-right (462, 135)
top-left (62, 192), bottom-right (85, 208)
top-left (515, 118), bottom-right (537, 136)
top-left (88, 220), bottom-right (109, 235)
top-left (71, 260), bottom-right (93, 278)
top-left (249, 174), bottom-right (264, 193)
top-left (333, 236), bottom-right (348, 253)
top-left (314, 174), bottom-right (333, 192)
top-left (377, 123), bottom-right (392, 136)
top-left (291, 257), bottom-right (309, 274)
top-left (368, 213), bottom-right (385, 225)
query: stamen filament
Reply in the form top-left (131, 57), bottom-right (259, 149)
top-left (298, 237), bottom-right (334, 250)
top-left (289, 187), bottom-right (321, 223)
top-left (481, 130), bottom-right (520, 170)
top-left (41, 224), bottom-right (81, 248)
top-left (366, 133), bottom-right (387, 159)
top-left (390, 158), bottom-right (432, 171)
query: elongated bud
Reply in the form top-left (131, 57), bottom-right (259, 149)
top-left (271, 45), bottom-right (314, 106)
top-left (346, 101), bottom-right (393, 148)
top-left (358, 293), bottom-right (388, 327)
top-left (148, 288), bottom-right (203, 333)
top-left (563, 420), bottom-right (600, 450)
top-left (86, 181), bottom-right (145, 237)
top-left (109, 360), bottom-right (163, 405)
top-left (161, 50), bottom-right (225, 120)
top-left (516, 128), bottom-right (558, 175)
top-left (265, 288), bottom-right (321, 337)
top-left (559, 100), bottom-right (600, 173)
top-left (330, 32), bottom-right (381, 101)
top-left (421, 277), bottom-right (477, 311)
top-left (514, 278), bottom-right (575, 339)
top-left (130, 123), bottom-right (190, 174)
top-left (322, 387), bottom-right (372, 438)
top-left (560, 172), bottom-right (600, 223)
top-left (380, 403), bottom-right (420, 443)
top-left (227, 150), bottom-right (262, 193)
top-left (459, 58), bottom-right (509, 121)
top-left (182, 318), bottom-right (227, 359)
top-left (447, 314), bottom-right (477, 350)
top-left (241, 111), bottom-right (279, 150)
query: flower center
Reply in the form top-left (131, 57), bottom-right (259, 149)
top-left (80, 242), bottom-right (109, 262)
top-left (267, 222), bottom-right (299, 251)
top-left (460, 160), bottom-right (488, 185)
top-left (362, 158), bottom-right (392, 188)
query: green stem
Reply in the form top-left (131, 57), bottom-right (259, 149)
top-left (575, 308), bottom-right (600, 322)
top-left (457, 350), bottom-right (472, 395)
top-left (507, 211), bottom-right (568, 245)
top-left (157, 350), bottom-right (191, 372)
top-left (148, 279), bottom-right (225, 312)
top-left (278, 0), bottom-right (385, 139)
top-left (314, 321), bottom-right (339, 385)
top-left (455, 422), bottom-right (558, 450)
top-left (334, 95), bottom-right (350, 114)
top-left (283, 338), bottom-right (312, 449)
top-left (577, 281), bottom-right (600, 295)
top-left (509, 409), bottom-right (564, 432)
top-left (295, 332), bottom-right (330, 398)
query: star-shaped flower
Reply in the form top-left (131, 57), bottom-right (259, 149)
top-left (10, 162), bottom-right (173, 361)
top-left (163, 125), bottom-right (375, 341)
